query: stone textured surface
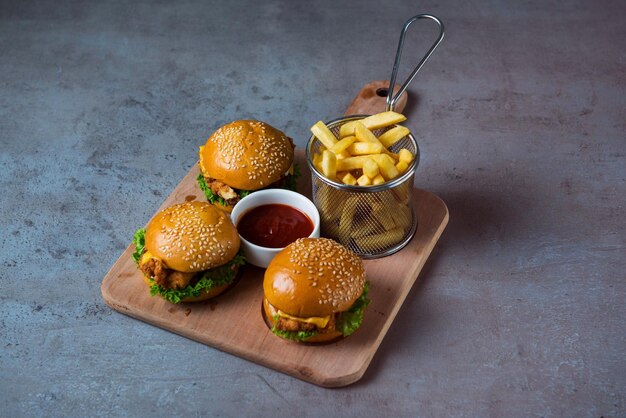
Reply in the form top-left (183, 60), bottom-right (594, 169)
top-left (1, 0), bottom-right (624, 416)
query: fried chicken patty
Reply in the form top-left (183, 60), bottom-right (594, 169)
top-left (139, 257), bottom-right (194, 290)
top-left (274, 310), bottom-right (337, 333)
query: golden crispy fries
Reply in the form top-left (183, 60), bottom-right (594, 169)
top-left (341, 172), bottom-right (357, 185)
top-left (336, 156), bottom-right (370, 172)
top-left (398, 148), bottom-right (414, 163)
top-left (335, 150), bottom-right (351, 160)
top-left (310, 111), bottom-right (413, 187)
top-left (372, 203), bottom-right (396, 230)
top-left (379, 126), bottom-right (410, 148)
top-left (357, 174), bottom-right (372, 186)
top-left (372, 154), bottom-right (400, 180)
top-left (330, 136), bottom-right (357, 154)
top-left (396, 160), bottom-right (409, 173)
top-left (354, 122), bottom-right (380, 143)
top-left (354, 226), bottom-right (406, 252)
top-left (361, 111), bottom-right (407, 130)
top-left (339, 121), bottom-right (357, 138)
top-left (340, 112), bottom-right (407, 137)
top-left (339, 197), bottom-right (360, 235)
top-left (311, 121), bottom-right (338, 149)
top-left (347, 142), bottom-right (384, 156)
top-left (352, 221), bottom-right (384, 239)
top-left (362, 158), bottom-right (379, 179)
top-left (312, 153), bottom-right (323, 173)
top-left (321, 150), bottom-right (337, 179)
top-left (372, 174), bottom-right (385, 185)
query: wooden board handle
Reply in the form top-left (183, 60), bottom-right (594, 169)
top-left (344, 80), bottom-right (408, 116)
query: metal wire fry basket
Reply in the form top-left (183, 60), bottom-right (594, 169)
top-left (307, 118), bottom-right (419, 258)
top-left (305, 14), bottom-right (444, 258)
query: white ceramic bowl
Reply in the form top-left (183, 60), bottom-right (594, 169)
top-left (230, 189), bottom-right (320, 268)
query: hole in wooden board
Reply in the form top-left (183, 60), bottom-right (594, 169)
top-left (376, 88), bottom-right (389, 97)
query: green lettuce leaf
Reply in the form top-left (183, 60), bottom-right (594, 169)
top-left (197, 174), bottom-right (251, 206)
top-left (270, 315), bottom-right (318, 342)
top-left (270, 282), bottom-right (370, 341)
top-left (197, 162), bottom-right (299, 206)
top-left (196, 174), bottom-right (227, 206)
top-left (132, 228), bottom-right (146, 265)
top-left (284, 163), bottom-right (300, 192)
top-left (148, 252), bottom-right (246, 304)
top-left (336, 282), bottom-right (371, 336)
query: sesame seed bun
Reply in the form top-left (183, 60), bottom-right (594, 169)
top-left (263, 238), bottom-right (366, 318)
top-left (199, 120), bottom-right (294, 191)
top-left (145, 201), bottom-right (240, 273)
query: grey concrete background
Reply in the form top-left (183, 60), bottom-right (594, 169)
top-left (1, 0), bottom-right (624, 416)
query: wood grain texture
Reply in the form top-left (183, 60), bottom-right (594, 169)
top-left (343, 80), bottom-right (408, 116)
top-left (101, 151), bottom-right (448, 387)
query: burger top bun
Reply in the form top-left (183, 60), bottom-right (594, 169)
top-left (199, 120), bottom-right (294, 191)
top-left (145, 201), bottom-right (240, 273)
top-left (264, 238), bottom-right (366, 318)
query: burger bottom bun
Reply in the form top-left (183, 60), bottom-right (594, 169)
top-left (262, 298), bottom-right (344, 345)
top-left (142, 270), bottom-right (239, 303)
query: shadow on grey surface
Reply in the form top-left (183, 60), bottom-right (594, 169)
top-left (402, 90), bottom-right (420, 118)
top-left (437, 189), bottom-right (522, 247)
top-left (347, 243), bottom-right (446, 389)
top-left (344, 187), bottom-right (520, 388)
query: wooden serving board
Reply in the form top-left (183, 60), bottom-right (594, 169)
top-left (101, 82), bottom-right (448, 387)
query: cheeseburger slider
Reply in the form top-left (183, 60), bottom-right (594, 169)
top-left (263, 238), bottom-right (370, 343)
top-left (131, 201), bottom-right (245, 303)
top-left (197, 120), bottom-right (298, 212)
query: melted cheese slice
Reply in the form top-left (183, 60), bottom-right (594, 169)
top-left (139, 250), bottom-right (165, 267)
top-left (198, 145), bottom-right (208, 177)
top-left (277, 310), bottom-right (330, 328)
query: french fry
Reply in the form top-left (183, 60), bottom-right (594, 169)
top-left (362, 158), bottom-right (379, 179)
top-left (396, 160), bottom-right (409, 173)
top-left (372, 174), bottom-right (385, 185)
top-left (354, 226), bottom-right (406, 252)
top-left (347, 142), bottom-right (384, 155)
top-left (391, 182), bottom-right (411, 204)
top-left (311, 111), bottom-right (411, 188)
top-left (354, 121), bottom-right (380, 143)
top-left (315, 187), bottom-right (344, 225)
top-left (372, 203), bottom-right (396, 230)
top-left (361, 111), bottom-right (407, 130)
top-left (340, 112), bottom-right (407, 136)
top-left (398, 148), bottom-right (414, 163)
top-left (321, 150), bottom-right (337, 179)
top-left (339, 121), bottom-right (358, 138)
top-left (379, 126), bottom-right (410, 148)
top-left (354, 122), bottom-right (399, 161)
top-left (395, 204), bottom-right (413, 229)
top-left (371, 154), bottom-right (400, 180)
top-left (330, 136), bottom-right (356, 154)
top-left (336, 156), bottom-right (371, 172)
top-left (341, 172), bottom-right (357, 185)
top-left (352, 221), bottom-right (384, 239)
top-left (312, 152), bottom-right (323, 173)
top-left (339, 197), bottom-right (360, 235)
top-left (357, 174), bottom-right (372, 186)
top-left (311, 121), bottom-right (338, 149)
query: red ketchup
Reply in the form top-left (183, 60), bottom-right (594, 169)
top-left (237, 204), bottom-right (314, 248)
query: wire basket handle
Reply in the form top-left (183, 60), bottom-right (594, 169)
top-left (386, 14), bottom-right (445, 112)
